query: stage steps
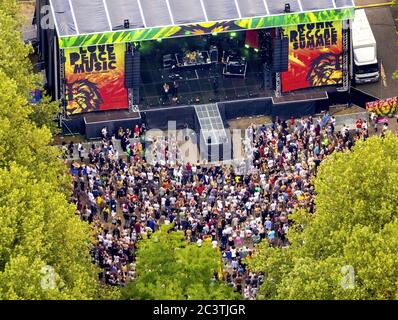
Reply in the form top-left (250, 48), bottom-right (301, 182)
top-left (194, 103), bottom-right (235, 163)
top-left (194, 104), bottom-right (227, 146)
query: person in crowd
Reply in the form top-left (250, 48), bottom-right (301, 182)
top-left (78, 142), bottom-right (85, 162)
top-left (101, 126), bottom-right (108, 141)
top-left (69, 114), bottom-right (360, 294)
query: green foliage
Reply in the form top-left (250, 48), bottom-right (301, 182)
top-left (122, 225), bottom-right (239, 300)
top-left (0, 1), bottom-right (118, 299)
top-left (247, 134), bottom-right (398, 300)
top-left (0, 2), bottom-right (39, 97)
top-left (0, 1), bottom-right (60, 134)
top-left (29, 96), bottom-right (61, 135)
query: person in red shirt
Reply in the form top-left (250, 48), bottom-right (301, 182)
top-left (196, 184), bottom-right (205, 196)
top-left (260, 145), bottom-right (265, 158)
top-left (134, 125), bottom-right (140, 138)
top-left (355, 119), bottom-right (363, 133)
top-left (134, 221), bottom-right (141, 234)
top-left (290, 116), bottom-right (295, 128)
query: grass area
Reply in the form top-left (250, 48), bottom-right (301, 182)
top-left (52, 135), bottom-right (87, 146)
top-left (18, 1), bottom-right (35, 30)
top-left (227, 105), bottom-right (367, 130)
top-left (329, 105), bottom-right (365, 116)
top-left (228, 116), bottom-right (273, 130)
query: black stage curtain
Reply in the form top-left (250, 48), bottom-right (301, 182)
top-left (271, 101), bottom-right (315, 120)
top-left (350, 87), bottom-right (378, 109)
top-left (62, 114), bottom-right (86, 136)
top-left (145, 106), bottom-right (196, 131)
top-left (66, 94), bottom-right (345, 139)
top-left (218, 99), bottom-right (272, 120)
top-left (328, 90), bottom-right (350, 106)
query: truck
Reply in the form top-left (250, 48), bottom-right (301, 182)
top-left (352, 9), bottom-right (380, 84)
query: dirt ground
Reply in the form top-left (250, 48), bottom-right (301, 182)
top-left (227, 105), bottom-right (368, 130)
top-left (228, 115), bottom-right (272, 130)
top-left (18, 1), bottom-right (35, 31)
top-left (52, 135), bottom-right (87, 146)
top-left (329, 105), bottom-right (365, 116)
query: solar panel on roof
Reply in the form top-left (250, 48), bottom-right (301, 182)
top-left (335, 0), bottom-right (355, 7)
top-left (237, 0), bottom-right (268, 17)
top-left (106, 0), bottom-right (145, 30)
top-left (300, 0), bottom-right (334, 11)
top-left (169, 0), bottom-right (206, 24)
top-left (202, 0), bottom-right (240, 21)
top-left (50, 0), bottom-right (77, 36)
top-left (140, 0), bottom-right (172, 27)
top-left (72, 0), bottom-right (111, 34)
top-left (266, 0), bottom-right (301, 14)
top-left (51, 0), bottom-right (356, 43)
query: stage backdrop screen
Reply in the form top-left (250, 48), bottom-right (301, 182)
top-left (281, 21), bottom-right (343, 93)
top-left (64, 43), bottom-right (128, 115)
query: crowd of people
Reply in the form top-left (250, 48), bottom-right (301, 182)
top-left (67, 112), bottom-right (380, 298)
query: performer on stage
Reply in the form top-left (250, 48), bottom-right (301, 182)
top-left (163, 82), bottom-right (170, 102)
top-left (163, 82), bottom-right (170, 94)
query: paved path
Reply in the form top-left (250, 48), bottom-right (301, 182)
top-left (354, 1), bottom-right (398, 98)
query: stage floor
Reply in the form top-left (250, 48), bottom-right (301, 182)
top-left (139, 48), bottom-right (273, 110)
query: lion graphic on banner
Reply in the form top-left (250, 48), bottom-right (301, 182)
top-left (306, 53), bottom-right (343, 87)
top-left (66, 80), bottom-right (103, 115)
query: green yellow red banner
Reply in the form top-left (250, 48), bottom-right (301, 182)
top-left (58, 8), bottom-right (354, 49)
top-left (281, 21), bottom-right (344, 93)
top-left (64, 43), bottom-right (128, 115)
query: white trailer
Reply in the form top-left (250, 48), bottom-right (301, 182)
top-left (352, 9), bottom-right (380, 84)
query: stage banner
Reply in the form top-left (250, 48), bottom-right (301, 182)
top-left (366, 97), bottom-right (398, 117)
top-left (281, 21), bottom-right (343, 93)
top-left (64, 43), bottom-right (128, 115)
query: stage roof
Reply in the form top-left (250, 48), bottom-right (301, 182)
top-left (50, 0), bottom-right (355, 49)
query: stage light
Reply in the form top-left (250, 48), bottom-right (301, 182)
top-left (245, 44), bottom-right (250, 49)
top-left (157, 38), bottom-right (162, 42)
top-left (212, 32), bottom-right (218, 36)
top-left (254, 48), bottom-right (259, 53)
top-left (230, 32), bottom-right (237, 38)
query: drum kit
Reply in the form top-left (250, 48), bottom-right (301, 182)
top-left (183, 50), bottom-right (203, 64)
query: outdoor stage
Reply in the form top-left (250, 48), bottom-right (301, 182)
top-left (62, 88), bottom-right (348, 140)
top-left (37, 0), bottom-right (357, 145)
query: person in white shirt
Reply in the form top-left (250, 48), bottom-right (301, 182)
top-left (211, 239), bottom-right (218, 248)
top-left (101, 127), bottom-right (108, 140)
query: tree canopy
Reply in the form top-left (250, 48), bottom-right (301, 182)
top-left (0, 0), bottom-right (60, 134)
top-left (247, 134), bottom-right (398, 300)
top-left (0, 1), bottom-right (118, 299)
top-left (122, 225), bottom-right (239, 300)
